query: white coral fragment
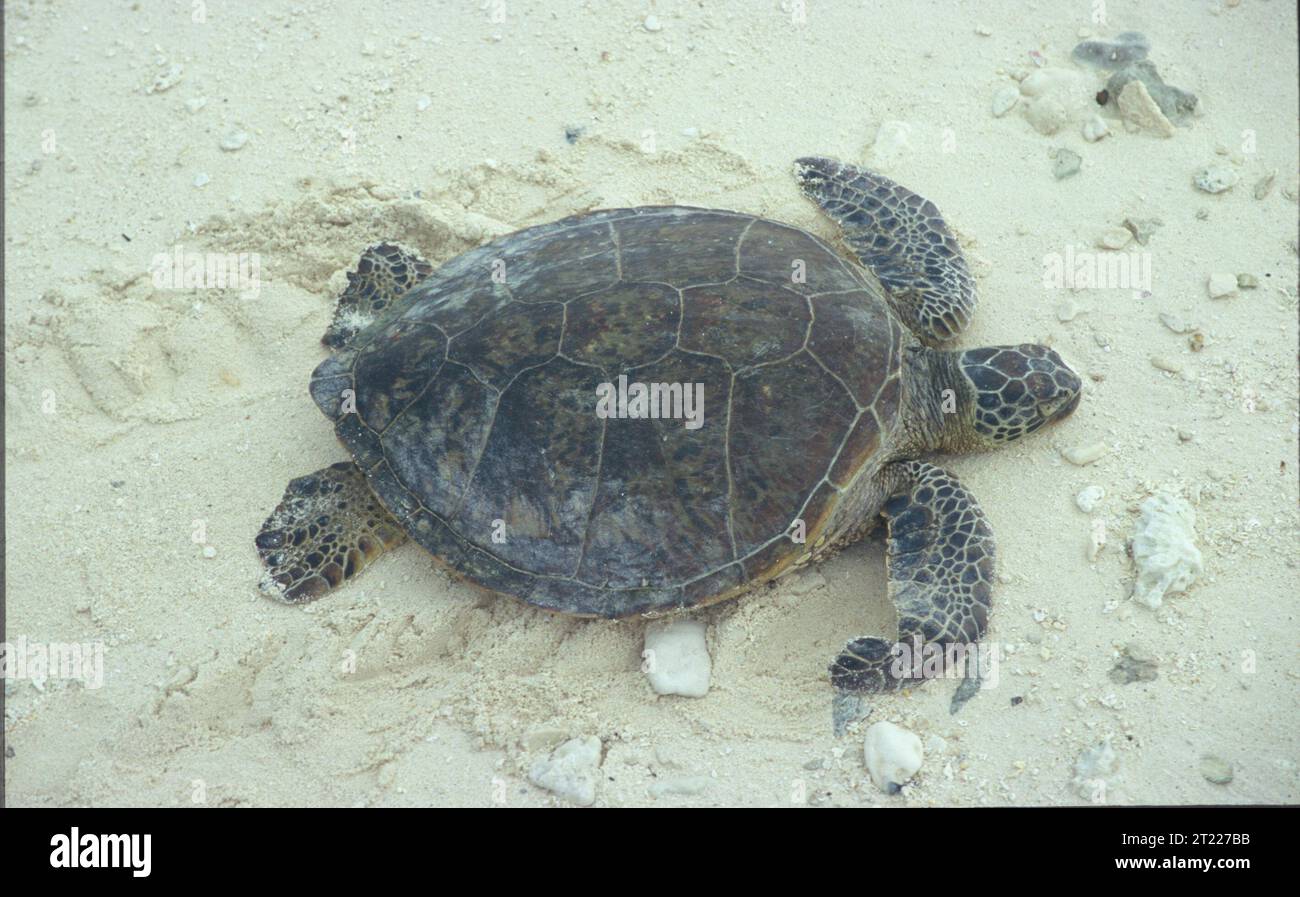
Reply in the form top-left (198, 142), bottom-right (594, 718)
top-left (1131, 491), bottom-right (1202, 609)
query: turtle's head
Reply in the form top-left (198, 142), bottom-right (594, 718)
top-left (919, 344), bottom-right (1081, 453)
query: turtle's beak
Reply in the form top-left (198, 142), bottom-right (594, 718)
top-left (1052, 389), bottom-right (1081, 422)
top-left (1046, 356), bottom-right (1083, 424)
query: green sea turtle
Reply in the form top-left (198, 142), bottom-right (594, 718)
top-left (255, 157), bottom-right (1081, 693)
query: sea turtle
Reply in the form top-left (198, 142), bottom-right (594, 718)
top-left (255, 157), bottom-right (1081, 692)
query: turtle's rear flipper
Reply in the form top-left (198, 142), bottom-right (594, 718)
top-left (323, 243), bottom-right (433, 350)
top-left (830, 461), bottom-right (995, 693)
top-left (255, 462), bottom-right (407, 603)
top-left (795, 157), bottom-right (976, 345)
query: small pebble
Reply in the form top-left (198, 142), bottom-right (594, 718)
top-left (1200, 755), bottom-right (1233, 785)
top-left (642, 14), bottom-right (662, 32)
top-left (528, 736), bottom-right (602, 806)
top-left (417, 95), bottom-right (431, 111)
top-left (1081, 114), bottom-right (1110, 142)
top-left (1159, 312), bottom-right (1189, 333)
top-left (1075, 485), bottom-right (1105, 513)
top-left (1052, 148), bottom-right (1081, 180)
top-left (219, 130), bottom-right (249, 152)
top-left (1020, 67), bottom-right (1086, 135)
top-left (1117, 80), bottom-right (1174, 137)
top-left (1097, 227), bottom-right (1132, 250)
top-left (1073, 740), bottom-right (1118, 801)
top-left (642, 619), bottom-right (711, 697)
top-left (1123, 217), bottom-right (1161, 245)
top-left (863, 721), bottom-right (923, 794)
top-left (193, 173), bottom-right (210, 188)
top-left (147, 63), bottom-right (184, 94)
top-left (202, 545), bottom-right (217, 559)
top-left (990, 85), bottom-right (1019, 118)
top-left (1055, 299), bottom-right (1080, 323)
top-left (1151, 356), bottom-right (1182, 374)
top-left (1087, 519), bottom-right (1107, 562)
top-left (1206, 272), bottom-right (1238, 299)
top-left (184, 96), bottom-right (207, 113)
top-left (1194, 164), bottom-right (1239, 194)
top-left (648, 775), bottom-right (709, 797)
top-left (1236, 273), bottom-right (1258, 289)
top-left (1062, 441), bottom-right (1108, 466)
top-left (522, 728), bottom-right (569, 753)
top-left (1109, 644), bottom-right (1159, 684)
top-left (1253, 171), bottom-right (1276, 200)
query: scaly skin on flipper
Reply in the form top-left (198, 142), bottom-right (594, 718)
top-left (795, 156), bottom-right (977, 345)
top-left (255, 462), bottom-right (407, 603)
top-left (323, 243), bottom-right (433, 350)
top-left (830, 461), bottom-right (995, 693)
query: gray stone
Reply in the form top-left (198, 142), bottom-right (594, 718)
top-left (1107, 60), bottom-right (1198, 124)
top-left (1072, 31), bottom-right (1150, 70)
top-left (1195, 164), bottom-right (1239, 194)
top-left (1053, 148), bottom-right (1082, 180)
top-left (1109, 644), bottom-right (1159, 684)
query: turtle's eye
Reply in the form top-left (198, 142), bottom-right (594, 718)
top-left (1045, 383), bottom-right (1082, 422)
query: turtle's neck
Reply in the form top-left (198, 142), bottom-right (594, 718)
top-left (899, 345), bottom-right (977, 456)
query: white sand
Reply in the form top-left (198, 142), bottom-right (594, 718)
top-left (4, 1), bottom-right (1297, 807)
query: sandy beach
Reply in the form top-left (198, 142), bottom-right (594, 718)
top-left (4, 0), bottom-right (1297, 807)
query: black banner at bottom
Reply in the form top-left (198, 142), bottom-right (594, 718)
top-left (1, 805), bottom-right (1290, 880)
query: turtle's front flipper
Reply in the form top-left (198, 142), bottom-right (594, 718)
top-left (323, 243), bottom-right (433, 350)
top-left (831, 461), bottom-right (995, 693)
top-left (255, 462), bottom-right (407, 603)
top-left (795, 157), bottom-right (976, 345)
